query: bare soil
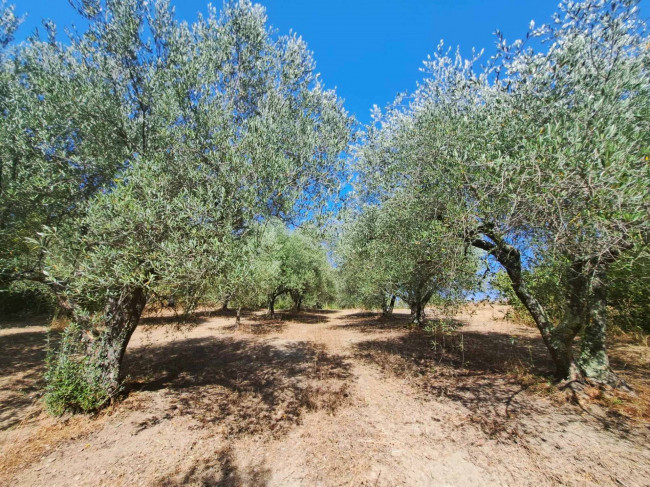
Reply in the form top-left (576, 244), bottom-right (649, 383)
top-left (1, 305), bottom-right (649, 486)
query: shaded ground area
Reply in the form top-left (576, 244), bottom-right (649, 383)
top-left (0, 325), bottom-right (49, 431)
top-left (123, 335), bottom-right (352, 437)
top-left (1, 305), bottom-right (649, 486)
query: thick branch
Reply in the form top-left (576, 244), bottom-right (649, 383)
top-left (469, 233), bottom-right (555, 345)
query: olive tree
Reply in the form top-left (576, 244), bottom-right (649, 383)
top-left (20, 0), bottom-right (351, 411)
top-left (0, 2), bottom-right (130, 313)
top-left (337, 210), bottom-right (397, 314)
top-left (359, 0), bottom-right (649, 386)
top-left (339, 194), bottom-right (478, 324)
top-left (207, 227), bottom-right (279, 327)
top-left (283, 232), bottom-right (336, 312)
top-left (259, 224), bottom-right (335, 317)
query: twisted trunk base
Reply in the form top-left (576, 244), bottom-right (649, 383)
top-left (410, 301), bottom-right (425, 326)
top-left (470, 233), bottom-right (627, 390)
top-left (87, 287), bottom-right (147, 399)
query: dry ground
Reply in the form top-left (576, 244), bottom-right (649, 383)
top-left (1, 305), bottom-right (649, 486)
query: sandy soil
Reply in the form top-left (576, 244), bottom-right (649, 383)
top-left (1, 305), bottom-right (649, 486)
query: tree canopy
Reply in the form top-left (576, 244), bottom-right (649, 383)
top-left (1, 0), bottom-right (351, 412)
top-left (354, 0), bottom-right (649, 385)
top-left (0, 0), bottom-right (648, 414)
top-left (338, 195), bottom-right (479, 323)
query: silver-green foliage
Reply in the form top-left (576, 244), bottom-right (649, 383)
top-left (45, 323), bottom-right (112, 415)
top-left (206, 222), bottom-right (337, 313)
top-left (357, 0), bottom-right (649, 383)
top-left (254, 223), bottom-right (336, 314)
top-left (338, 194), bottom-right (479, 322)
top-left (1, 0), bottom-right (351, 411)
top-left (4, 0), bottom-right (351, 297)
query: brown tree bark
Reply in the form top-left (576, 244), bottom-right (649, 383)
top-left (409, 292), bottom-right (431, 326)
top-left (87, 287), bottom-right (147, 398)
top-left (382, 294), bottom-right (396, 317)
top-left (291, 291), bottom-right (303, 312)
top-left (268, 295), bottom-right (276, 318)
top-left (577, 268), bottom-right (620, 386)
top-left (471, 232), bottom-right (623, 387)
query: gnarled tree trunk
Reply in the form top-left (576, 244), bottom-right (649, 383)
top-left (87, 287), bottom-right (147, 398)
top-left (382, 294), bottom-right (396, 317)
top-left (410, 302), bottom-right (423, 325)
top-left (268, 295), bottom-right (276, 318)
top-left (577, 268), bottom-right (620, 386)
top-left (471, 232), bottom-right (623, 387)
top-left (235, 306), bottom-right (241, 329)
top-left (290, 291), bottom-right (303, 312)
top-left (409, 289), bottom-right (432, 326)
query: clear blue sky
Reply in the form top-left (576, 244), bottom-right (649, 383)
top-left (13, 0), bottom-right (649, 124)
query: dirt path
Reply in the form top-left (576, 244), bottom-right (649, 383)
top-left (1, 307), bottom-right (649, 486)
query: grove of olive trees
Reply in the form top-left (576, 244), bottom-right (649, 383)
top-left (337, 196), bottom-right (479, 324)
top-left (0, 0), bottom-right (647, 420)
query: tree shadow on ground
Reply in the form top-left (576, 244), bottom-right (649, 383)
top-left (154, 447), bottom-right (271, 487)
top-left (122, 335), bottom-right (353, 437)
top-left (0, 328), bottom-right (49, 430)
top-left (345, 311), bottom-right (378, 319)
top-left (270, 311), bottom-right (334, 325)
top-left (333, 312), bottom-right (414, 332)
top-left (609, 344), bottom-right (650, 388)
top-left (139, 309), bottom-right (252, 327)
top-left (222, 318), bottom-right (288, 336)
top-left (0, 314), bottom-right (50, 330)
top-left (354, 327), bottom-right (645, 441)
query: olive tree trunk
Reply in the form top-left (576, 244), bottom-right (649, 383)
top-left (409, 292), bottom-right (431, 326)
top-left (382, 294), bottom-right (396, 317)
top-left (235, 306), bottom-right (242, 329)
top-left (388, 295), bottom-right (396, 315)
top-left (291, 291), bottom-right (303, 312)
top-left (88, 287), bottom-right (147, 397)
top-left (471, 233), bottom-right (623, 387)
top-left (577, 268), bottom-right (618, 384)
top-left (410, 302), bottom-right (424, 325)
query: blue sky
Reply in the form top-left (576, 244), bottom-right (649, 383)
top-left (14, 0), bottom-right (649, 124)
